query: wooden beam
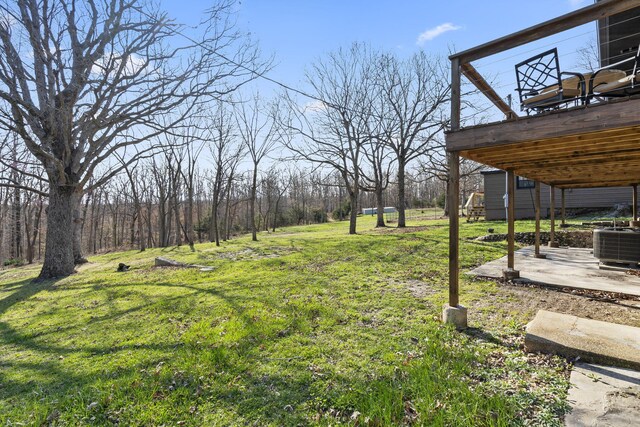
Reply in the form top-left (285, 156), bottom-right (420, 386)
top-left (484, 151), bottom-right (640, 171)
top-left (465, 125), bottom-right (640, 157)
top-left (549, 186), bottom-right (557, 247)
top-left (448, 57), bottom-right (461, 308)
top-left (535, 181), bottom-right (541, 257)
top-left (463, 134), bottom-right (640, 166)
top-left (552, 178), bottom-right (640, 188)
top-left (460, 133), bottom-right (640, 160)
top-left (561, 189), bottom-right (566, 227)
top-left (460, 63), bottom-right (518, 120)
top-left (513, 163), bottom-right (640, 179)
top-left (451, 58), bottom-right (461, 130)
top-left (507, 170), bottom-right (516, 269)
top-left (634, 184), bottom-right (638, 222)
top-left (555, 180), bottom-right (640, 189)
top-left (448, 151), bottom-right (460, 307)
top-left (446, 98), bottom-right (640, 152)
top-left (449, 0), bottom-right (640, 64)
top-left (466, 136), bottom-right (640, 165)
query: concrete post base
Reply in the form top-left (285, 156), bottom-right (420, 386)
top-left (443, 305), bottom-right (467, 330)
top-left (503, 268), bottom-right (520, 281)
top-left (548, 242), bottom-right (559, 248)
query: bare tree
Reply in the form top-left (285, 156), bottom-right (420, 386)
top-left (575, 37), bottom-right (601, 72)
top-left (375, 51), bottom-right (449, 227)
top-left (235, 95), bottom-right (278, 241)
top-left (359, 123), bottom-right (395, 228)
top-left (121, 159), bottom-right (145, 251)
top-left (208, 103), bottom-right (244, 246)
top-left (282, 43), bottom-right (374, 234)
top-left (0, 0), bottom-right (265, 278)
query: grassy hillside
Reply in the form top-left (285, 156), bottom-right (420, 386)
top-left (0, 216), bottom-right (569, 426)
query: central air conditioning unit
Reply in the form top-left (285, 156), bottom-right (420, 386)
top-left (593, 228), bottom-right (640, 265)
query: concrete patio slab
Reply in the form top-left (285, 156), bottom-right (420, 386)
top-left (469, 246), bottom-right (640, 297)
top-left (525, 310), bottom-right (640, 369)
top-left (566, 363), bottom-right (640, 427)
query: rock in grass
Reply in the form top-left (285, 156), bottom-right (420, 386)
top-left (155, 257), bottom-right (186, 267)
top-left (154, 257), bottom-right (215, 272)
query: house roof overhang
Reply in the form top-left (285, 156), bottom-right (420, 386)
top-left (445, 97), bottom-right (640, 189)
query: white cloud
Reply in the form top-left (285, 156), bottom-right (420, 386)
top-left (416, 23), bottom-right (461, 45)
top-left (92, 52), bottom-right (146, 77)
top-left (303, 100), bottom-right (327, 113)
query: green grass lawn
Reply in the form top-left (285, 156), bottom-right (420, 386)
top-left (0, 216), bottom-right (570, 426)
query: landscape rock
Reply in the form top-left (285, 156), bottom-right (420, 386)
top-left (155, 257), bottom-right (187, 267)
top-left (154, 257), bottom-right (215, 272)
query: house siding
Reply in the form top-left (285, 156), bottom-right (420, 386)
top-left (483, 171), bottom-right (634, 220)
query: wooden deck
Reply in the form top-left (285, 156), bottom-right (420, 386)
top-left (443, 0), bottom-right (640, 325)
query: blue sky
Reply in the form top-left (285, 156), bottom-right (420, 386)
top-left (160, 0), bottom-right (597, 113)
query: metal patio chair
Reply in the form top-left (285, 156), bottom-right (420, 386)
top-left (515, 48), bottom-right (585, 114)
top-left (588, 44), bottom-right (640, 102)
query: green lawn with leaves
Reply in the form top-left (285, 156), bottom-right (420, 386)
top-left (0, 216), bottom-right (570, 426)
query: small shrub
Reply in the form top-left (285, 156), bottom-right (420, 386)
top-left (332, 199), bottom-right (351, 221)
top-left (4, 257), bottom-right (24, 267)
top-left (312, 209), bottom-right (328, 223)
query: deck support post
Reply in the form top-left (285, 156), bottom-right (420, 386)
top-left (561, 189), bottom-right (566, 227)
top-left (444, 150), bottom-right (467, 328)
top-left (448, 151), bottom-right (460, 307)
top-left (443, 57), bottom-right (466, 329)
top-left (534, 181), bottom-right (545, 259)
top-left (503, 170), bottom-right (520, 280)
top-left (549, 186), bottom-right (558, 248)
top-left (633, 184), bottom-right (638, 224)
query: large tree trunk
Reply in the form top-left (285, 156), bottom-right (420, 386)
top-left (212, 202), bottom-right (220, 247)
top-left (397, 160), bottom-right (406, 228)
top-left (39, 185), bottom-right (79, 279)
top-left (173, 195), bottom-right (182, 247)
top-left (375, 185), bottom-right (385, 228)
top-left (348, 191), bottom-right (358, 235)
top-left (250, 167), bottom-right (258, 241)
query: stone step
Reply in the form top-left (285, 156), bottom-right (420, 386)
top-left (525, 310), bottom-right (640, 370)
top-left (565, 363), bottom-right (640, 427)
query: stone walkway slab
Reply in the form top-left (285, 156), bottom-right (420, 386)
top-left (469, 246), bottom-right (640, 297)
top-left (525, 310), bottom-right (640, 369)
top-left (566, 363), bottom-right (640, 427)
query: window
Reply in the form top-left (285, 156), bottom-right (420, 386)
top-left (516, 176), bottom-right (535, 189)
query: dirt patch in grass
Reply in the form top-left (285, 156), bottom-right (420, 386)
top-left (404, 279), bottom-right (438, 298)
top-left (386, 278), bottom-right (438, 298)
top-left (474, 281), bottom-right (640, 328)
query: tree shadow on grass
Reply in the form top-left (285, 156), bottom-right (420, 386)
top-left (0, 272), bottom-right (532, 426)
top-left (0, 277), bottom-right (56, 317)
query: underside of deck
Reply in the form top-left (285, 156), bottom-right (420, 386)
top-left (446, 97), bottom-right (640, 189)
